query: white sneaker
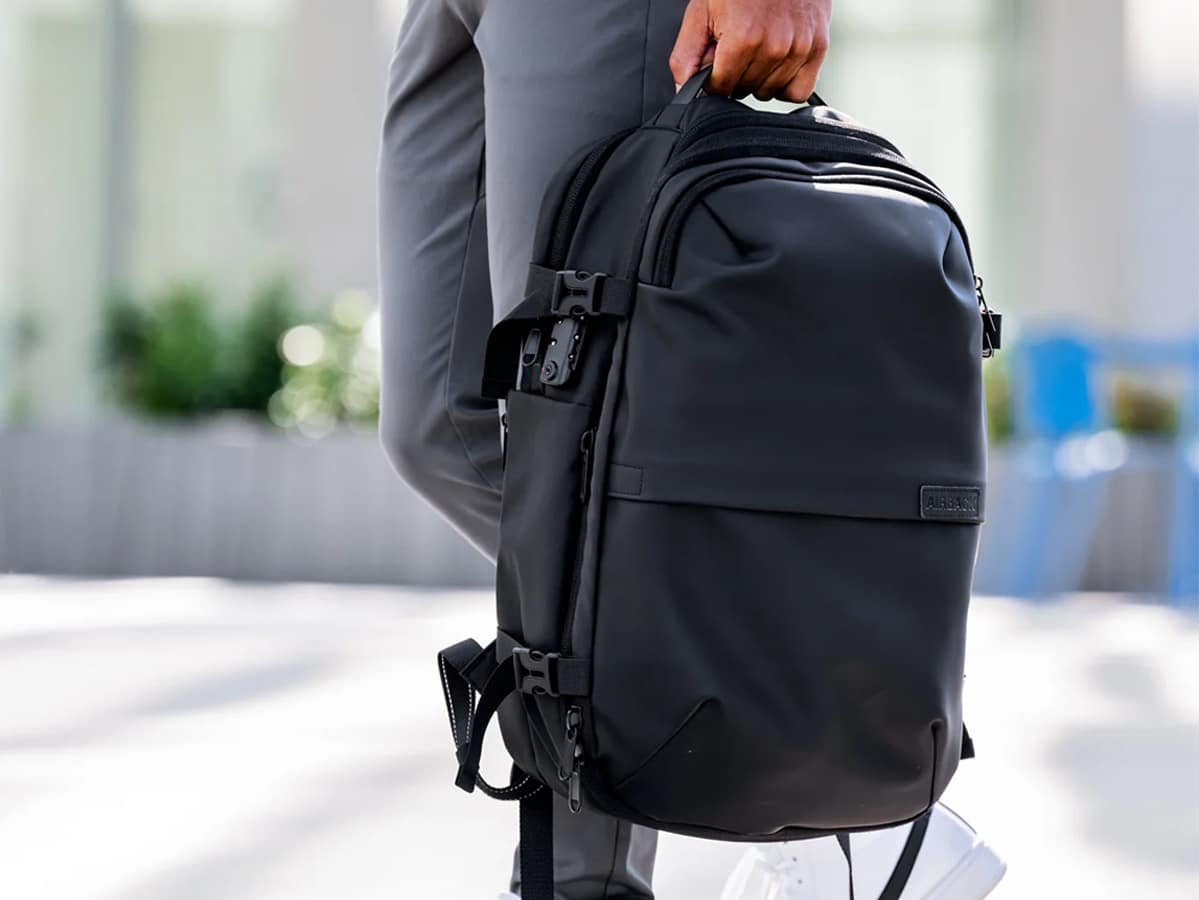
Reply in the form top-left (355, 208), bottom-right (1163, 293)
top-left (721, 804), bottom-right (1006, 900)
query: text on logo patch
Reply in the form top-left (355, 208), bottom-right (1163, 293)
top-left (920, 486), bottom-right (983, 522)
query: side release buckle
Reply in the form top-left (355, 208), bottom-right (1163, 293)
top-left (513, 648), bottom-right (562, 697)
top-left (539, 270), bottom-right (608, 387)
top-left (551, 270), bottom-right (605, 315)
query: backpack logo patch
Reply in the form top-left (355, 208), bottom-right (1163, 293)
top-left (920, 486), bottom-right (983, 522)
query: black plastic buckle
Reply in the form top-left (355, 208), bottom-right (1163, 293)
top-left (552, 270), bottom-right (605, 316)
top-left (513, 648), bottom-right (562, 697)
top-left (976, 275), bottom-right (1001, 359)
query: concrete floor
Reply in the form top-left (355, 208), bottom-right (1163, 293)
top-left (0, 577), bottom-right (1195, 900)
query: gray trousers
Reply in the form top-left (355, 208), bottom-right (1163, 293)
top-left (378, 0), bottom-right (689, 896)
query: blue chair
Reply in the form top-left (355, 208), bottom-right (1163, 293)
top-left (1161, 343), bottom-right (1196, 606)
top-left (1171, 435), bottom-right (1199, 604)
top-left (975, 332), bottom-right (1123, 597)
top-left (1102, 336), bottom-right (1199, 606)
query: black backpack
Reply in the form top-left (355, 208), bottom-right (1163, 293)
top-left (436, 69), bottom-right (1001, 898)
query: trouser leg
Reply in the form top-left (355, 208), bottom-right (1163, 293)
top-left (378, 0), bottom-right (502, 559)
top-left (379, 0), bottom-right (686, 895)
top-left (475, 0), bottom-right (690, 317)
top-left (512, 804), bottom-right (658, 899)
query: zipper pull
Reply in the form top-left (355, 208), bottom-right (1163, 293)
top-left (976, 275), bottom-right (1002, 358)
top-left (560, 705), bottom-right (584, 814)
top-left (559, 706), bottom-right (582, 782)
top-left (578, 430), bottom-right (595, 502)
top-left (568, 763), bottom-right (583, 814)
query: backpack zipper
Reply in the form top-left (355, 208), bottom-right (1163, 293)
top-left (559, 428), bottom-right (595, 656)
top-left (560, 704), bottom-right (584, 813)
top-left (548, 129), bottom-right (637, 268)
top-left (668, 128), bottom-right (935, 188)
top-left (675, 106), bottom-right (905, 158)
top-left (578, 429), bottom-right (595, 503)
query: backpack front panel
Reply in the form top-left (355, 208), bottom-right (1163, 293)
top-left (579, 168), bottom-right (985, 833)
top-left (590, 502), bottom-right (974, 833)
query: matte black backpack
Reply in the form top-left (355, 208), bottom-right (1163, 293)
top-left (436, 69), bottom-right (1001, 899)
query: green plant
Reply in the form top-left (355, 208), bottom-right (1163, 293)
top-left (983, 355), bottom-right (1013, 444)
top-left (980, 346), bottom-right (1183, 442)
top-left (4, 308), bottom-right (44, 423)
top-left (101, 282), bottom-right (225, 417)
top-left (1110, 376), bottom-right (1180, 437)
top-left (100, 277), bottom-right (301, 420)
top-left (221, 277), bottom-right (302, 412)
top-left (269, 289), bottom-right (381, 436)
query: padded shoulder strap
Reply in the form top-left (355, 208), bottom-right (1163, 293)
top-left (835, 832), bottom-right (855, 900)
top-left (877, 811), bottom-right (932, 900)
top-left (518, 786), bottom-right (555, 900)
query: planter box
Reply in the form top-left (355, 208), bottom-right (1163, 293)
top-left (0, 423), bottom-right (1177, 592)
top-left (975, 439), bottom-right (1177, 596)
top-left (0, 420), bottom-right (493, 587)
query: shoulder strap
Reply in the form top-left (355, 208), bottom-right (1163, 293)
top-left (877, 810), bottom-right (932, 900)
top-left (518, 786), bottom-right (555, 900)
top-left (835, 832), bottom-right (855, 900)
top-left (437, 639), bottom-right (540, 799)
top-left (437, 638), bottom-right (558, 899)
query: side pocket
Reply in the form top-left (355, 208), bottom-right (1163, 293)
top-left (496, 391), bottom-right (593, 649)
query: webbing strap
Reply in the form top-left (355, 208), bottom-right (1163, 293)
top-left (961, 722), bottom-right (976, 760)
top-left (835, 832), bottom-right (855, 900)
top-left (436, 640), bottom-right (540, 801)
top-left (437, 638), bottom-right (491, 762)
top-left (452, 657), bottom-right (516, 792)
top-left (523, 264), bottom-right (634, 319)
top-left (519, 784), bottom-right (555, 900)
top-left (481, 264), bottom-right (635, 399)
top-left (439, 639), bottom-right (556, 897)
top-left (877, 811), bottom-right (932, 900)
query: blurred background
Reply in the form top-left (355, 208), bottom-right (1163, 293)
top-left (0, 0), bottom-right (1196, 898)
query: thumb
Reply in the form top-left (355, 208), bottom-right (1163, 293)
top-left (670, 0), bottom-right (713, 89)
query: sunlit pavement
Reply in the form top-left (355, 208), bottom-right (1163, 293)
top-left (1, 577), bottom-right (1195, 900)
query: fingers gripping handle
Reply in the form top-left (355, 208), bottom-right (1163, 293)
top-left (662, 64), bottom-right (828, 127)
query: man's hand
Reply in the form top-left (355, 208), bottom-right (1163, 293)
top-left (670, 0), bottom-right (831, 102)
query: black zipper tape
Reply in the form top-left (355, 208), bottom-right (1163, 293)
top-left (676, 107), bottom-right (905, 158)
top-left (548, 128), bottom-right (637, 268)
top-left (670, 129), bottom-right (934, 190)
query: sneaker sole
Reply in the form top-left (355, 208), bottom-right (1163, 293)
top-left (921, 839), bottom-right (1007, 900)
